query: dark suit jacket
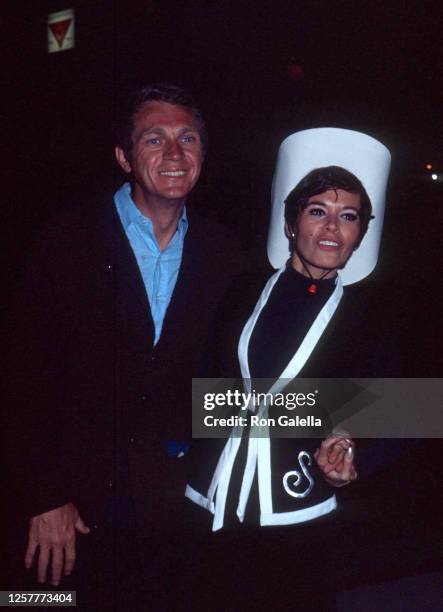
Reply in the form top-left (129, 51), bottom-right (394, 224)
top-left (1, 192), bottom-right (245, 532)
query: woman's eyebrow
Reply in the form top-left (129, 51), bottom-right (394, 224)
top-left (307, 201), bottom-right (361, 212)
top-left (341, 206), bottom-right (361, 213)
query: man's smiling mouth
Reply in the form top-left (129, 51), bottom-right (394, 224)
top-left (159, 170), bottom-right (186, 177)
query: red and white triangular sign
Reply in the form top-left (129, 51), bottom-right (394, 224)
top-left (48, 9), bottom-right (75, 53)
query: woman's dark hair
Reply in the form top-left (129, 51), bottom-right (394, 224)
top-left (284, 165), bottom-right (373, 247)
top-left (114, 83), bottom-right (207, 159)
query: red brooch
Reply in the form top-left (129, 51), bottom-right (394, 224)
top-left (308, 283), bottom-right (317, 294)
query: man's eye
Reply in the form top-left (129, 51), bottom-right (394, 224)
top-left (146, 137), bottom-right (161, 145)
top-left (181, 135), bottom-right (196, 143)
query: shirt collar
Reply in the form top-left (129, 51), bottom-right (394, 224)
top-left (114, 182), bottom-right (188, 236)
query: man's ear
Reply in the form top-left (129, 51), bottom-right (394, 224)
top-left (115, 147), bottom-right (132, 174)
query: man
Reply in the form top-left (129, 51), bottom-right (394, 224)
top-left (2, 84), bottom-right (244, 605)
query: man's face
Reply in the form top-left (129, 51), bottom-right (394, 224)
top-left (116, 101), bottom-right (204, 208)
top-left (292, 189), bottom-right (362, 278)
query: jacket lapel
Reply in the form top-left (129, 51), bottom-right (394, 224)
top-left (103, 201), bottom-right (155, 338)
top-left (157, 216), bottom-right (208, 351)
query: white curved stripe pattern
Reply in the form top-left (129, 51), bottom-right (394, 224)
top-left (260, 494), bottom-right (337, 527)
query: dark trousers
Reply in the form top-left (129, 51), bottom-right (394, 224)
top-left (2, 501), bottom-right (336, 612)
top-left (2, 498), bottom-right (216, 612)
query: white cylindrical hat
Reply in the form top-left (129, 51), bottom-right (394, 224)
top-left (267, 128), bottom-right (391, 285)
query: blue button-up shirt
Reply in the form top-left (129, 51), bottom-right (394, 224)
top-left (114, 182), bottom-right (188, 346)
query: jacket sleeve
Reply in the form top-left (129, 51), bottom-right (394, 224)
top-left (1, 219), bottom-right (81, 519)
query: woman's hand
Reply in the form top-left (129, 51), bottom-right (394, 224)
top-left (314, 436), bottom-right (357, 487)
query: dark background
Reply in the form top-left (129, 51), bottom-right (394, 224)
top-left (1, 0), bottom-right (442, 596)
top-left (1, 0), bottom-right (442, 281)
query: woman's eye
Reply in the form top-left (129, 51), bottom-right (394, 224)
top-left (342, 212), bottom-right (359, 222)
top-left (308, 208), bottom-right (325, 216)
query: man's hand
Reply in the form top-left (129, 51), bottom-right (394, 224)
top-left (314, 436), bottom-right (357, 487)
top-left (25, 502), bottom-right (90, 586)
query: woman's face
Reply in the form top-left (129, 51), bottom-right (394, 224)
top-left (291, 189), bottom-right (362, 279)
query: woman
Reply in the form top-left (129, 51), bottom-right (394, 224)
top-left (185, 129), bottom-right (392, 609)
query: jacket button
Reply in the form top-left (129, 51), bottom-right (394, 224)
top-left (129, 437), bottom-right (135, 444)
top-left (108, 480), bottom-right (113, 488)
top-left (141, 395), bottom-right (147, 401)
top-left (105, 264), bottom-right (113, 271)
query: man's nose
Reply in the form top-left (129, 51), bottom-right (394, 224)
top-left (163, 138), bottom-right (184, 160)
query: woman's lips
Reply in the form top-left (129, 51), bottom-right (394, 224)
top-left (318, 239), bottom-right (340, 250)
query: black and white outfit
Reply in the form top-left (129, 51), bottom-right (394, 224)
top-left (187, 264), bottom-right (342, 530)
top-left (184, 261), bottom-right (402, 611)
top-left (184, 264), bottom-right (362, 611)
